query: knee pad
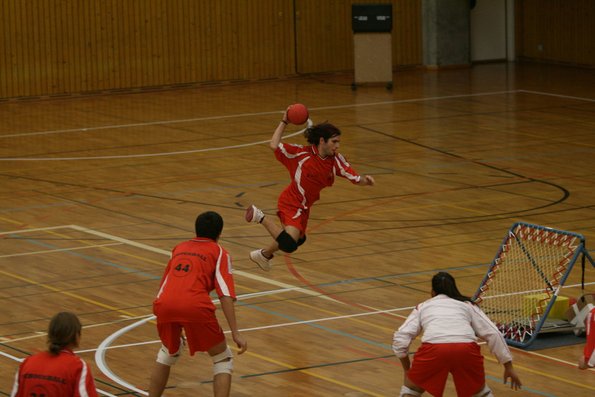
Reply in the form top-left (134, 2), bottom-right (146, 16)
top-left (212, 346), bottom-right (233, 375)
top-left (400, 385), bottom-right (422, 397)
top-left (472, 385), bottom-right (493, 397)
top-left (276, 231), bottom-right (298, 253)
top-left (297, 235), bottom-right (306, 246)
top-left (156, 344), bottom-right (181, 366)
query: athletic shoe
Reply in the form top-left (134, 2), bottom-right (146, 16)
top-left (249, 249), bottom-right (272, 271)
top-left (245, 204), bottom-right (265, 224)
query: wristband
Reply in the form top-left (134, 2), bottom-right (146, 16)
top-left (281, 120), bottom-right (288, 125)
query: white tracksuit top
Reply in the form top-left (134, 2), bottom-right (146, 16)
top-left (392, 294), bottom-right (513, 364)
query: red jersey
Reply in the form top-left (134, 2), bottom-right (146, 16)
top-left (275, 143), bottom-right (360, 211)
top-left (153, 238), bottom-right (236, 323)
top-left (585, 307), bottom-right (595, 368)
top-left (11, 349), bottom-right (98, 397)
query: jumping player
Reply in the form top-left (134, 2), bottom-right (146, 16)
top-left (245, 114), bottom-right (375, 271)
top-left (148, 211), bottom-right (247, 397)
top-left (392, 272), bottom-right (522, 397)
top-left (578, 306), bottom-right (595, 369)
top-left (11, 312), bottom-right (98, 397)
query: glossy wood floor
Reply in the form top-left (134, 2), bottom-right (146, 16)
top-left (1, 63), bottom-right (594, 396)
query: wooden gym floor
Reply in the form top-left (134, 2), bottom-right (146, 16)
top-left (0, 62), bottom-right (594, 396)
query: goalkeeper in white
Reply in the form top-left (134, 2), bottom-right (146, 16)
top-left (392, 272), bottom-right (522, 397)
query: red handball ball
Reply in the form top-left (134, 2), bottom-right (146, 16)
top-left (286, 103), bottom-right (309, 125)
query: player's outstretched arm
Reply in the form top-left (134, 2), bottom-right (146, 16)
top-left (220, 296), bottom-right (248, 354)
top-left (503, 361), bottom-right (522, 390)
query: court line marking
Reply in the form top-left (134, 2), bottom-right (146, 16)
top-left (0, 352), bottom-right (119, 397)
top-left (0, 122), bottom-right (310, 161)
top-left (69, 225), bottom-right (340, 303)
top-left (2, 88), bottom-right (590, 143)
top-left (4, 89), bottom-right (579, 161)
top-left (0, 242), bottom-right (122, 258)
top-left (4, 225), bottom-right (593, 394)
top-left (0, 91), bottom-right (517, 139)
top-left (517, 90), bottom-right (595, 103)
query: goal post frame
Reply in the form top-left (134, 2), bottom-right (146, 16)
top-left (473, 222), bottom-right (594, 348)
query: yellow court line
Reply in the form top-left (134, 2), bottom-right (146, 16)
top-left (483, 355), bottom-right (595, 391)
top-left (0, 269), bottom-right (140, 319)
top-left (0, 215), bottom-right (24, 226)
top-left (242, 349), bottom-right (385, 397)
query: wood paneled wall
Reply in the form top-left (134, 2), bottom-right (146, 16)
top-left (0, 0), bottom-right (422, 99)
top-left (296, 0), bottom-right (421, 74)
top-left (516, 0), bottom-right (595, 67)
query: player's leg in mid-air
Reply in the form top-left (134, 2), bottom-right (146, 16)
top-left (245, 204), bottom-right (305, 271)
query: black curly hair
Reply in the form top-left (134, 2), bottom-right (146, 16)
top-left (304, 122), bottom-right (341, 145)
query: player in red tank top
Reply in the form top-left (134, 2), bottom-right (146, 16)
top-left (149, 211), bottom-right (247, 397)
top-left (245, 109), bottom-right (375, 271)
top-left (11, 312), bottom-right (98, 397)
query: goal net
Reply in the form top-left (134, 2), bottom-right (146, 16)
top-left (473, 222), bottom-right (586, 347)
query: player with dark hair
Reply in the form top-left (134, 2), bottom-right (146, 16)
top-left (392, 272), bottom-right (522, 397)
top-left (11, 312), bottom-right (98, 397)
top-left (149, 211), bottom-right (247, 397)
top-left (245, 114), bottom-right (375, 271)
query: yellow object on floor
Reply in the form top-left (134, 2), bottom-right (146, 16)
top-left (523, 294), bottom-right (569, 319)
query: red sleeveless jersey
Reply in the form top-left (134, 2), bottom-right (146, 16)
top-left (153, 238), bottom-right (236, 323)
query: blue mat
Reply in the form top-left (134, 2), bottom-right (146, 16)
top-left (522, 331), bottom-right (586, 351)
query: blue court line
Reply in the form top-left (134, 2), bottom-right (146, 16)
top-left (239, 302), bottom-right (392, 350)
top-left (8, 234), bottom-right (160, 280)
top-left (485, 375), bottom-right (558, 397)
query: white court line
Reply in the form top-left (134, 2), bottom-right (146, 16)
top-left (0, 225), bottom-right (73, 234)
top-left (0, 91), bottom-right (517, 139)
top-left (0, 242), bottom-right (122, 258)
top-left (82, 306), bottom-right (414, 354)
top-left (3, 88), bottom-right (592, 162)
top-left (0, 351), bottom-right (24, 362)
top-left (0, 120), bottom-right (311, 161)
top-left (69, 224), bottom-right (341, 304)
top-left (0, 110), bottom-right (290, 139)
top-left (517, 89), bottom-right (595, 103)
top-left (0, 353), bottom-right (119, 397)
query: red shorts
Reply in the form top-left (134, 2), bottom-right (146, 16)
top-left (407, 342), bottom-right (485, 397)
top-left (157, 320), bottom-right (225, 356)
top-left (277, 201), bottom-right (310, 235)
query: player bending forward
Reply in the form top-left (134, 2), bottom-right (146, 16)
top-left (245, 115), bottom-right (375, 271)
top-left (149, 211), bottom-right (247, 397)
top-left (392, 272), bottom-right (522, 397)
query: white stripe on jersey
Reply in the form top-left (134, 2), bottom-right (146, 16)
top-left (334, 154), bottom-right (360, 183)
top-left (79, 359), bottom-right (90, 397)
top-left (278, 143), bottom-right (307, 159)
top-left (156, 274), bottom-right (169, 299)
top-left (215, 245), bottom-right (231, 297)
top-left (294, 157), bottom-right (310, 210)
top-left (10, 368), bottom-right (19, 397)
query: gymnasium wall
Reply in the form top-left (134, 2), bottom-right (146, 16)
top-left (515, 0), bottom-right (595, 67)
top-left (0, 0), bottom-right (422, 99)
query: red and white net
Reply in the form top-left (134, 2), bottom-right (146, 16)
top-left (475, 223), bottom-right (581, 344)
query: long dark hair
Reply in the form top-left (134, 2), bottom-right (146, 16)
top-left (432, 272), bottom-right (473, 303)
top-left (304, 122), bottom-right (341, 145)
top-left (47, 312), bottom-right (82, 355)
